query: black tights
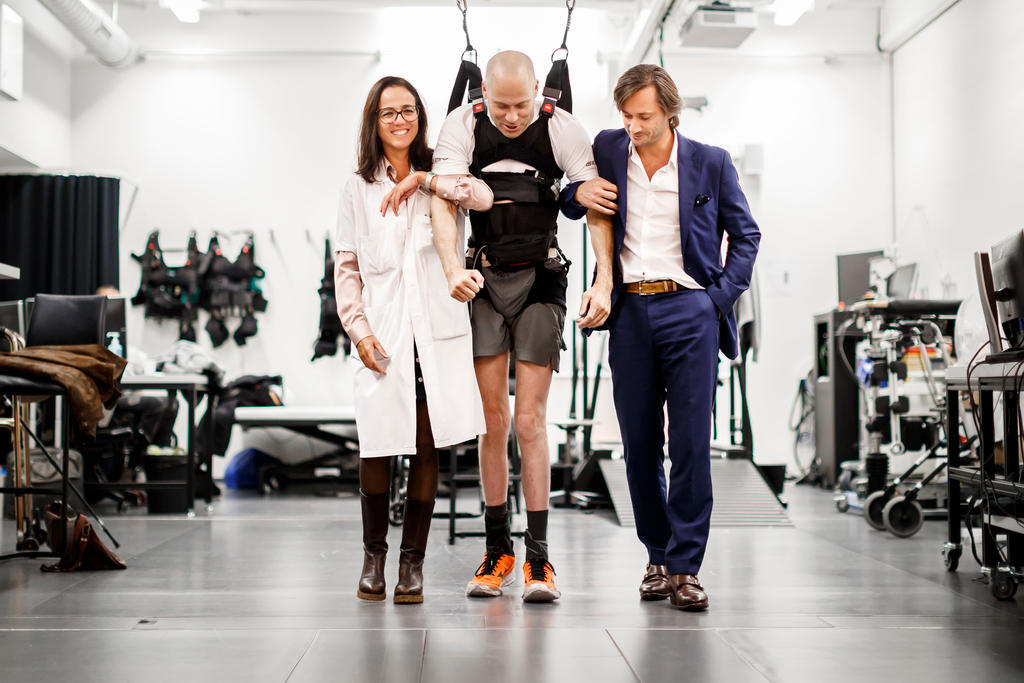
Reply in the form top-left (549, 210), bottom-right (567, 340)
top-left (359, 401), bottom-right (438, 502)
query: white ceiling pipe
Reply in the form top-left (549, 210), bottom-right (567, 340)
top-left (877, 0), bottom-right (961, 53)
top-left (37, 0), bottom-right (139, 68)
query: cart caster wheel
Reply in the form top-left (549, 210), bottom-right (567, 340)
top-left (388, 502), bottom-right (404, 527)
top-left (835, 496), bottom-right (850, 513)
top-left (864, 490), bottom-right (890, 530)
top-left (942, 546), bottom-right (961, 572)
top-left (991, 570), bottom-right (1017, 601)
top-left (17, 537), bottom-right (39, 551)
top-left (882, 496), bottom-right (924, 538)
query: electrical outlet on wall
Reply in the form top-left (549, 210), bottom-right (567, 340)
top-left (0, 4), bottom-right (23, 101)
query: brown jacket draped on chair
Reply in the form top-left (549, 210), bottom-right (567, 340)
top-left (0, 345), bottom-right (127, 437)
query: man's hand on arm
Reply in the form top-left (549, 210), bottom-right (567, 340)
top-left (429, 194), bottom-right (484, 302)
top-left (573, 177), bottom-right (619, 215)
top-left (577, 209), bottom-right (615, 329)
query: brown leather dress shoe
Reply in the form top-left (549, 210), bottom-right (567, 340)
top-left (668, 574), bottom-right (709, 611)
top-left (639, 563), bottom-right (672, 601)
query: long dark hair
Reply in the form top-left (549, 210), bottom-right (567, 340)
top-left (356, 76), bottom-right (432, 183)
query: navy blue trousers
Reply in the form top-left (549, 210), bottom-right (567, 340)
top-left (608, 289), bottom-right (718, 575)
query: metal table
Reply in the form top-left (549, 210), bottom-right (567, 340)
top-left (944, 362), bottom-right (1024, 595)
top-left (116, 373), bottom-right (213, 515)
top-left (233, 405), bottom-right (356, 449)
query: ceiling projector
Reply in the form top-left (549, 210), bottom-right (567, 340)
top-left (680, 4), bottom-right (758, 48)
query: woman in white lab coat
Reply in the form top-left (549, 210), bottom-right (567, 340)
top-left (335, 76), bottom-right (488, 603)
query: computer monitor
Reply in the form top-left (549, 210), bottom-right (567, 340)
top-left (837, 249), bottom-right (884, 306)
top-left (886, 263), bottom-right (918, 299)
top-left (975, 252), bottom-right (1003, 354)
top-left (23, 297), bottom-right (33, 331)
top-left (22, 296), bottom-right (127, 355)
top-left (990, 230), bottom-right (1024, 349)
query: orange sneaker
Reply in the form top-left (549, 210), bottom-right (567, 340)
top-left (522, 557), bottom-right (560, 603)
top-left (466, 550), bottom-right (516, 598)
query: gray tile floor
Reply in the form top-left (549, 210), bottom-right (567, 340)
top-left (1, 479), bottom-right (1022, 683)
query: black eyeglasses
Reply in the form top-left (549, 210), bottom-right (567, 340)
top-left (378, 106), bottom-right (418, 124)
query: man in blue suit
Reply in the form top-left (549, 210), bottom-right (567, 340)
top-left (577, 64), bottom-right (760, 611)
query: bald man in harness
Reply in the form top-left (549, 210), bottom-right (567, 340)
top-left (431, 51), bottom-right (618, 602)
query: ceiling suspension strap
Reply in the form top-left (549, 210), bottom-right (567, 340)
top-left (448, 0), bottom-right (485, 114)
top-left (458, 0), bottom-right (474, 58)
top-left (555, 0), bottom-right (575, 57)
top-left (543, 0), bottom-right (575, 115)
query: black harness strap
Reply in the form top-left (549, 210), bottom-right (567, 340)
top-left (447, 1), bottom-right (484, 115)
top-left (448, 59), bottom-right (484, 115)
top-left (482, 171), bottom-right (557, 204)
top-left (543, 58), bottom-right (571, 115)
top-left (448, 1), bottom-right (574, 118)
top-left (543, 0), bottom-right (575, 114)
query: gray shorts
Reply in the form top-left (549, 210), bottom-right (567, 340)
top-left (470, 265), bottom-right (567, 372)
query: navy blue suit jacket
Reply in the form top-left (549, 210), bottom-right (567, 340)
top-left (592, 128), bottom-right (760, 360)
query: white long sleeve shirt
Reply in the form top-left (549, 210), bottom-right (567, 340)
top-left (620, 134), bottom-right (702, 290)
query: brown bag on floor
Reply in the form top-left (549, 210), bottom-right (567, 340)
top-left (41, 502), bottom-right (127, 572)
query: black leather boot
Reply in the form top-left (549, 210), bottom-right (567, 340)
top-left (393, 498), bottom-right (435, 604)
top-left (357, 491), bottom-right (390, 601)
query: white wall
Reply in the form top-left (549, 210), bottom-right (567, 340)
top-left (892, 0), bottom-right (1024, 302)
top-left (0, 0), bottom-right (74, 168)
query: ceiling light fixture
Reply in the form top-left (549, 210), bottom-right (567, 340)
top-left (160, 0), bottom-right (201, 24)
top-left (772, 0), bottom-right (813, 27)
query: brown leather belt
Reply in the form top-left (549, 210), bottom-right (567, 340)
top-left (624, 279), bottom-right (685, 296)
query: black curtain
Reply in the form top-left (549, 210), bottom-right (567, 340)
top-left (0, 174), bottom-right (120, 301)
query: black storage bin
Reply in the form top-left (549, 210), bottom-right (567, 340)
top-left (143, 453), bottom-right (189, 514)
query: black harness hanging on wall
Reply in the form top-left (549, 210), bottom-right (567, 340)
top-left (198, 234), bottom-right (268, 347)
top-left (312, 238), bottom-right (350, 361)
top-left (447, 0), bottom-right (576, 271)
top-left (130, 230), bottom-right (202, 341)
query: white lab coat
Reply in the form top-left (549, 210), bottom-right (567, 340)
top-left (337, 170), bottom-right (485, 458)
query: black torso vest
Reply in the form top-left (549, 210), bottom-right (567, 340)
top-left (467, 110), bottom-right (564, 269)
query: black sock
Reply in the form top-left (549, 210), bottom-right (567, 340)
top-left (484, 502), bottom-right (512, 554)
top-left (525, 509), bottom-right (548, 560)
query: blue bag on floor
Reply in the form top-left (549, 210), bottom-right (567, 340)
top-left (224, 448), bottom-right (280, 489)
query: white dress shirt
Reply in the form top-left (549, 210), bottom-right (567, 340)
top-left (620, 133), bottom-right (702, 289)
